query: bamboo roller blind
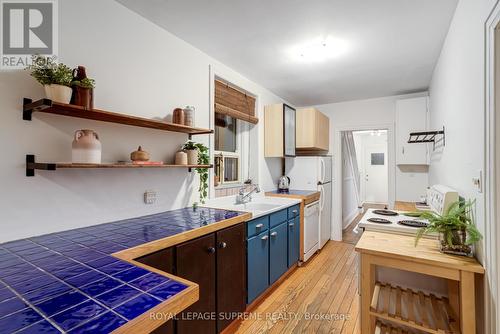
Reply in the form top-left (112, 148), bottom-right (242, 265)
top-left (215, 79), bottom-right (258, 124)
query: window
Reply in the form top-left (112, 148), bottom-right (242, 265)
top-left (371, 153), bottom-right (385, 165)
top-left (215, 113), bottom-right (240, 185)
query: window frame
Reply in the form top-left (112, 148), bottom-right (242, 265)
top-left (214, 117), bottom-right (242, 186)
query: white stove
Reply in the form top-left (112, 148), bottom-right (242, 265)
top-left (357, 185), bottom-right (459, 238)
top-left (358, 208), bottom-right (435, 238)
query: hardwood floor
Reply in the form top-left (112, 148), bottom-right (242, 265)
top-left (342, 204), bottom-right (385, 245)
top-left (234, 202), bottom-right (418, 334)
top-left (235, 240), bottom-right (360, 334)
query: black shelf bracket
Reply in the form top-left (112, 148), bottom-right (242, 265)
top-left (408, 126), bottom-right (445, 150)
top-left (26, 155), bottom-right (57, 177)
top-left (23, 98), bottom-right (53, 121)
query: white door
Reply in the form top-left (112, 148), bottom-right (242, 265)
top-left (363, 140), bottom-right (388, 204)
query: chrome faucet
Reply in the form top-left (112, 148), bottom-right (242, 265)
top-left (236, 184), bottom-right (261, 204)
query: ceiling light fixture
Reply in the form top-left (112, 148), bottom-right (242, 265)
top-left (290, 36), bottom-right (349, 63)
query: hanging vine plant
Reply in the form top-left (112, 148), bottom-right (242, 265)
top-left (194, 142), bottom-right (209, 204)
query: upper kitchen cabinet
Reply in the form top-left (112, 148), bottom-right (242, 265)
top-left (396, 97), bottom-right (429, 165)
top-left (265, 103), bottom-right (296, 157)
top-left (296, 107), bottom-right (329, 154)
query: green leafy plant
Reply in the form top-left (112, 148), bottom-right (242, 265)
top-left (194, 142), bottom-right (209, 204)
top-left (182, 140), bottom-right (197, 151)
top-left (414, 199), bottom-right (482, 254)
top-left (26, 55), bottom-right (73, 86)
top-left (71, 77), bottom-right (95, 89)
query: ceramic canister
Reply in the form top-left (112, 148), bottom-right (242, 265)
top-left (72, 129), bottom-right (102, 164)
top-left (175, 151), bottom-right (188, 165)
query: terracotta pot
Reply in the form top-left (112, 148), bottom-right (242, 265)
top-left (44, 84), bottom-right (72, 104)
top-left (186, 149), bottom-right (198, 165)
top-left (72, 86), bottom-right (94, 109)
top-left (130, 146), bottom-right (150, 162)
top-left (175, 151), bottom-right (188, 165)
top-left (72, 129), bottom-right (101, 164)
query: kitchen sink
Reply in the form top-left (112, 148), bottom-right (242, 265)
top-left (233, 203), bottom-right (283, 212)
top-left (203, 194), bottom-right (301, 218)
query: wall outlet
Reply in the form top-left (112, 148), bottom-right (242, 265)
top-left (144, 190), bottom-right (157, 204)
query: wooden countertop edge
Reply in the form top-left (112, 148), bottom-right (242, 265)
top-left (355, 232), bottom-right (485, 274)
top-left (110, 212), bottom-right (252, 334)
top-left (265, 191), bottom-right (320, 205)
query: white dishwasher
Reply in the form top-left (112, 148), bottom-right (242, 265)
top-left (303, 200), bottom-right (320, 262)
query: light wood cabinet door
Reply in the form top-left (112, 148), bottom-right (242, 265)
top-left (264, 104), bottom-right (296, 157)
top-left (296, 108), bottom-right (329, 152)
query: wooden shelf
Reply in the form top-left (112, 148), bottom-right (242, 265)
top-left (370, 282), bottom-right (459, 334)
top-left (22, 98), bottom-right (213, 137)
top-left (26, 155), bottom-right (212, 176)
top-left (375, 322), bottom-right (420, 334)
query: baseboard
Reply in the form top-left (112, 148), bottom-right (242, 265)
top-left (342, 209), bottom-right (359, 230)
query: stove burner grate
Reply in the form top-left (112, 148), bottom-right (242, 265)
top-left (373, 209), bottom-right (398, 216)
top-left (397, 220), bottom-right (429, 228)
top-left (367, 218), bottom-right (392, 224)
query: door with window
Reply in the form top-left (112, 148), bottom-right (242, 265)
top-left (363, 143), bottom-right (388, 204)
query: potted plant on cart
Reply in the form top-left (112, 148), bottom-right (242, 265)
top-left (26, 55), bottom-right (73, 103)
top-left (414, 199), bottom-right (482, 256)
top-left (182, 141), bottom-right (210, 204)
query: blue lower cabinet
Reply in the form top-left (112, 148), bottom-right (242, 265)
top-left (287, 215), bottom-right (300, 267)
top-left (247, 230), bottom-right (269, 304)
top-left (269, 222), bottom-right (288, 285)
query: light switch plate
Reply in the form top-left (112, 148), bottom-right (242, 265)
top-left (472, 170), bottom-right (482, 193)
top-left (144, 190), bottom-right (157, 204)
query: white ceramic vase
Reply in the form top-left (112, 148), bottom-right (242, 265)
top-left (44, 84), bottom-right (72, 104)
top-left (175, 151), bottom-right (188, 165)
top-left (186, 149), bottom-right (198, 165)
top-left (72, 129), bottom-right (102, 164)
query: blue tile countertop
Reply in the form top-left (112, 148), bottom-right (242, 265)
top-left (0, 208), bottom-right (245, 334)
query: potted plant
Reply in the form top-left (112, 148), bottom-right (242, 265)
top-left (194, 142), bottom-right (209, 204)
top-left (26, 55), bottom-right (73, 103)
top-left (415, 199), bottom-right (482, 256)
top-left (182, 140), bottom-right (199, 165)
top-left (71, 77), bottom-right (95, 109)
top-left (71, 66), bottom-right (95, 109)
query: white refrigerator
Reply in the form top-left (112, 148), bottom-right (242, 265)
top-left (285, 156), bottom-right (333, 249)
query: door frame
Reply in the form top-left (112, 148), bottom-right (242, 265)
top-left (484, 2), bottom-right (500, 332)
top-left (332, 123), bottom-right (395, 241)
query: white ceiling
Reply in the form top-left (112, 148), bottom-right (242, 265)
top-left (117, 0), bottom-right (458, 106)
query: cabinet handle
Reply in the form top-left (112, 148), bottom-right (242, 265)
top-left (261, 235), bottom-right (269, 241)
top-left (218, 242), bottom-right (227, 249)
top-left (207, 247), bottom-right (216, 254)
top-left (255, 223), bottom-right (264, 229)
top-left (402, 147), bottom-right (405, 155)
top-left (292, 210), bottom-right (298, 215)
top-left (270, 232), bottom-right (278, 237)
top-left (289, 223), bottom-right (294, 227)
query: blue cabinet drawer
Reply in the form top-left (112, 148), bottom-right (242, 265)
top-left (247, 230), bottom-right (270, 304)
top-left (247, 216), bottom-right (269, 238)
top-left (288, 215), bottom-right (300, 267)
top-left (287, 205), bottom-right (300, 220)
top-left (269, 222), bottom-right (288, 284)
top-left (269, 209), bottom-right (288, 228)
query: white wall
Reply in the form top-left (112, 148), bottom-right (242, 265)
top-left (315, 93), bottom-right (429, 203)
top-left (428, 0), bottom-right (496, 263)
top-left (0, 0), bottom-right (285, 242)
top-left (428, 1), bottom-right (498, 332)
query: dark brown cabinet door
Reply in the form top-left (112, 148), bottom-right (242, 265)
top-left (136, 248), bottom-right (175, 334)
top-left (176, 234), bottom-right (217, 334)
top-left (136, 248), bottom-right (174, 273)
top-left (216, 223), bottom-right (246, 333)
